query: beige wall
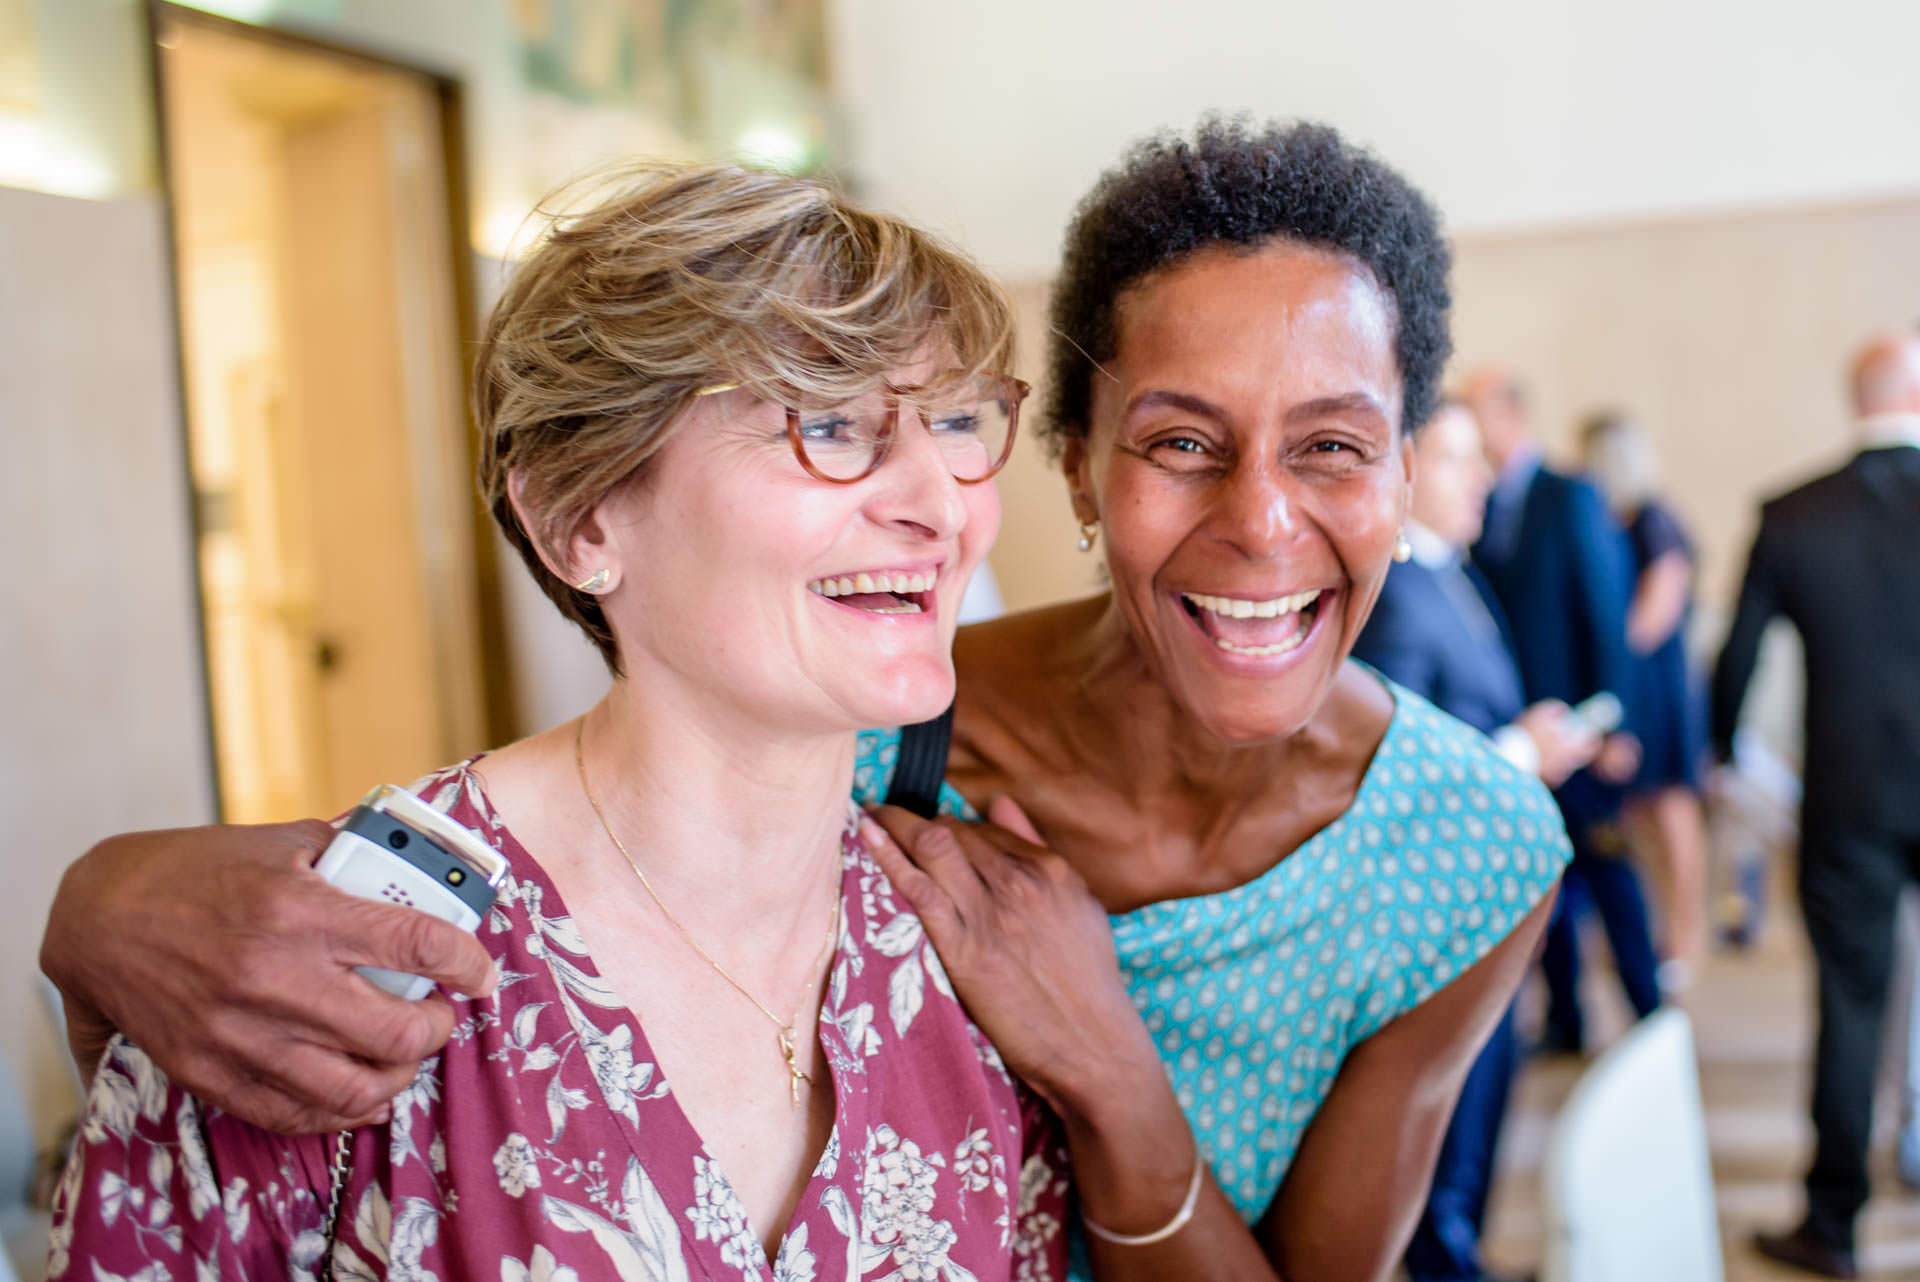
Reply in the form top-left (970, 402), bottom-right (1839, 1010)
top-left (0, 186), bottom-right (218, 1145)
top-left (832, 0), bottom-right (1920, 281)
top-left (1450, 194), bottom-right (1920, 614)
top-left (982, 281), bottom-right (1101, 613)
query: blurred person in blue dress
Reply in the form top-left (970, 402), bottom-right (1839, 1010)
top-left (1355, 399), bottom-right (1602, 1282)
top-left (1464, 368), bottom-right (1660, 1055)
top-left (1579, 409), bottom-right (1711, 992)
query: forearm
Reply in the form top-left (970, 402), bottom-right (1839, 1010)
top-left (36, 818), bottom-right (488, 1133)
top-left (41, 837), bottom-right (133, 1080)
top-left (1062, 1061), bottom-right (1283, 1282)
top-left (1711, 556), bottom-right (1775, 758)
top-left (1627, 554), bottom-right (1691, 654)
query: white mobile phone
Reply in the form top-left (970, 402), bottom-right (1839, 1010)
top-left (1566, 692), bottom-right (1624, 739)
top-left (313, 784), bottom-right (507, 1000)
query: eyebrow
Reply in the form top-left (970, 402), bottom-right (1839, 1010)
top-left (1123, 388), bottom-right (1388, 425)
top-left (1124, 389), bottom-right (1229, 422)
top-left (1286, 391), bottom-right (1388, 424)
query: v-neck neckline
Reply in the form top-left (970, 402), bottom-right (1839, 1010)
top-left (458, 760), bottom-right (861, 1282)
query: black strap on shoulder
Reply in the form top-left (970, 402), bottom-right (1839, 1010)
top-left (883, 703), bottom-right (955, 818)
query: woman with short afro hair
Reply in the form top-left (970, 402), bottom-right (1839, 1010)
top-left (855, 115), bottom-right (1566, 1281)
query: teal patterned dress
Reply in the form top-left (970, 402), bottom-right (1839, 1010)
top-left (853, 678), bottom-right (1570, 1238)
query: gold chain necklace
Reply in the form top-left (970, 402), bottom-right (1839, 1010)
top-left (574, 720), bottom-right (842, 1106)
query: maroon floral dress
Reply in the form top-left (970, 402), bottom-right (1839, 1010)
top-left (50, 761), bottom-right (1071, 1282)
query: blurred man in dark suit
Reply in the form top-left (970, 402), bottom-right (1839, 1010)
top-left (1464, 367), bottom-right (1657, 1053)
top-left (1358, 400), bottom-right (1595, 1282)
top-left (1720, 332), bottom-right (1920, 1279)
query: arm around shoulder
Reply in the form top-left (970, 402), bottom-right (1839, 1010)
top-left (41, 819), bottom-right (494, 1133)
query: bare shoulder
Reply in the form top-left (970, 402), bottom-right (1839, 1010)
top-left (951, 597), bottom-right (1106, 739)
top-left (945, 596), bottom-right (1113, 809)
top-left (953, 595), bottom-right (1107, 682)
top-left (466, 722), bottom-right (583, 858)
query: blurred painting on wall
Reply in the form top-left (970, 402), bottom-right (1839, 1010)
top-left (509, 0), bottom-right (834, 174)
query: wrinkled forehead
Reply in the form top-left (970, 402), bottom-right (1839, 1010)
top-left (1100, 244), bottom-right (1402, 416)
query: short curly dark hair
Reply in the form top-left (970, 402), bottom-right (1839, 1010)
top-left (1044, 117), bottom-right (1452, 454)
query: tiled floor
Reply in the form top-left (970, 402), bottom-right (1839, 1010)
top-left (1480, 903), bottom-right (1920, 1280)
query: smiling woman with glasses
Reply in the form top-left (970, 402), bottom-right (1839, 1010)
top-left (44, 162), bottom-right (1068, 1282)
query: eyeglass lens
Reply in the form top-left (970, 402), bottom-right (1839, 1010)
top-left (792, 372), bottom-right (1016, 482)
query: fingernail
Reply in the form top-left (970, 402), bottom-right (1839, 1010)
top-left (372, 1105), bottom-right (392, 1125)
top-left (481, 961), bottom-right (501, 999)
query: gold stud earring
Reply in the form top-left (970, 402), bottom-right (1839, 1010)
top-left (574, 568), bottom-right (611, 594)
top-left (1076, 520), bottom-right (1100, 553)
top-left (1393, 532), bottom-right (1412, 563)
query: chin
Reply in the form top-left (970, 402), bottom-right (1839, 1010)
top-left (1170, 648), bottom-right (1349, 747)
top-left (845, 653), bottom-right (957, 729)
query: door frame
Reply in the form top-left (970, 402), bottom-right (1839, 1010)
top-left (145, 2), bottom-right (516, 817)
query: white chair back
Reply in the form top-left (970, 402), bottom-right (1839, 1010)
top-left (1540, 1007), bottom-right (1724, 1282)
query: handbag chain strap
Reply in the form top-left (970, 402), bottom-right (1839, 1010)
top-left (316, 1127), bottom-right (355, 1282)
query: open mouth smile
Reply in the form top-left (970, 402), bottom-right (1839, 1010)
top-left (808, 570), bottom-right (937, 616)
top-left (1179, 589), bottom-right (1325, 657)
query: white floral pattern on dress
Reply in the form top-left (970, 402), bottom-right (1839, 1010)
top-left (51, 760), bottom-right (1068, 1282)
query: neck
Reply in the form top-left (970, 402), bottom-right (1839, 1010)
top-left (1857, 410), bottom-right (1920, 450)
top-left (575, 673), bottom-right (855, 921)
top-left (1065, 593), bottom-right (1349, 797)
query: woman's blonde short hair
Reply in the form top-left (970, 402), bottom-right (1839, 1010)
top-left (475, 162), bottom-right (1015, 671)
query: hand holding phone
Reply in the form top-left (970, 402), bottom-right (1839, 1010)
top-left (1565, 692), bottom-right (1624, 740)
top-left (313, 785), bottom-right (506, 999)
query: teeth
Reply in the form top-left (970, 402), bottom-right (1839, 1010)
top-left (807, 571), bottom-right (938, 598)
top-left (1182, 589), bottom-right (1321, 618)
top-left (1214, 631), bottom-right (1309, 658)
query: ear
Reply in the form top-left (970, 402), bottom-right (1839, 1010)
top-left (508, 471), bottom-right (618, 589)
top-left (1061, 434), bottom-right (1098, 525)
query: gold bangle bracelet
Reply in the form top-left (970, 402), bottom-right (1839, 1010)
top-left (1081, 1154), bottom-right (1205, 1247)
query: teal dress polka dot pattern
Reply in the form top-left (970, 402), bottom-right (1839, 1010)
top-left (852, 678), bottom-right (1570, 1232)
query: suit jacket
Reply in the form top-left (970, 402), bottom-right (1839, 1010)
top-left (1711, 446), bottom-right (1920, 839)
top-left (1354, 557), bottom-right (1526, 738)
top-left (1473, 465), bottom-right (1637, 825)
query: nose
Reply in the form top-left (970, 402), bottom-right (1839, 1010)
top-left (1212, 458), bottom-right (1300, 557)
top-left (867, 414), bottom-right (970, 542)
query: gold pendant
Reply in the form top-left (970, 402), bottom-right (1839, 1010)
top-left (778, 1027), bottom-right (810, 1106)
